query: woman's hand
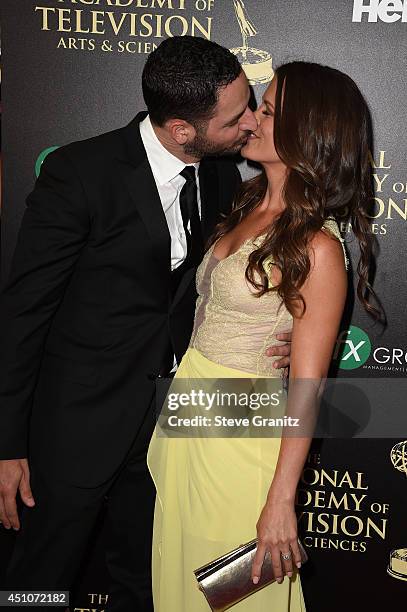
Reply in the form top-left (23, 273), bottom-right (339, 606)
top-left (251, 499), bottom-right (302, 584)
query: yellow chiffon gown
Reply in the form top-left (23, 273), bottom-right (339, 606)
top-left (147, 219), bottom-right (348, 611)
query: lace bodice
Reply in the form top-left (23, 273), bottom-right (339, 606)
top-left (190, 218), bottom-right (348, 377)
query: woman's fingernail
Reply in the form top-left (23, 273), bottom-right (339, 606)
top-left (253, 576), bottom-right (259, 584)
top-left (296, 562), bottom-right (302, 568)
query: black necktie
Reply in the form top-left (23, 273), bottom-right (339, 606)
top-left (158, 167), bottom-right (204, 377)
top-left (179, 166), bottom-right (203, 263)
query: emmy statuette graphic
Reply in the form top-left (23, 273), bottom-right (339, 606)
top-left (387, 549), bottom-right (407, 582)
top-left (229, 0), bottom-right (274, 85)
top-left (390, 440), bottom-right (407, 476)
top-left (387, 441), bottom-right (407, 581)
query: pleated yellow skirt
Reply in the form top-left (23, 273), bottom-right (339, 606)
top-left (147, 347), bottom-right (306, 612)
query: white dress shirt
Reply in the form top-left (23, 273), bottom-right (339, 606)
top-left (139, 115), bottom-right (202, 371)
top-left (139, 114), bottom-right (201, 271)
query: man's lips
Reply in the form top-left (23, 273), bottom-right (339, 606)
top-left (239, 132), bottom-right (258, 147)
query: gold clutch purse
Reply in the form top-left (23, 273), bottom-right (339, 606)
top-left (194, 538), bottom-right (308, 612)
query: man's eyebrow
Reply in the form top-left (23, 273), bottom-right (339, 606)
top-left (225, 92), bottom-right (251, 124)
top-left (226, 107), bottom-right (246, 124)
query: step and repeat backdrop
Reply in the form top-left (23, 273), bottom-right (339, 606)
top-left (1, 1), bottom-right (406, 610)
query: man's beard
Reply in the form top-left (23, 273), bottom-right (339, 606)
top-left (184, 125), bottom-right (251, 158)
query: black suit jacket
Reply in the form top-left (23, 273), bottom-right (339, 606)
top-left (0, 112), bottom-right (241, 486)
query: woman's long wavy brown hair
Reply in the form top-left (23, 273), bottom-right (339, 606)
top-left (210, 61), bottom-right (383, 320)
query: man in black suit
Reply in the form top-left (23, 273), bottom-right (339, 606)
top-left (0, 37), bottom-right (291, 610)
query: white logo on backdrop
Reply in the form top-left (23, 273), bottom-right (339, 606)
top-left (352, 0), bottom-right (407, 22)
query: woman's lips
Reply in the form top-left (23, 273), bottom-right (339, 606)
top-left (242, 133), bottom-right (259, 149)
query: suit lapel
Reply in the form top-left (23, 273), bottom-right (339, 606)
top-left (117, 113), bottom-right (171, 278)
top-left (116, 115), bottom-right (223, 311)
top-left (199, 159), bottom-right (221, 246)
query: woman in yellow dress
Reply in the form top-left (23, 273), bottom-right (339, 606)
top-left (147, 62), bottom-right (381, 611)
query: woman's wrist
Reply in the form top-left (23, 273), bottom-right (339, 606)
top-left (266, 495), bottom-right (295, 507)
top-left (266, 485), bottom-right (296, 506)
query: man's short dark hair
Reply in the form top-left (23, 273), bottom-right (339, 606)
top-left (142, 36), bottom-right (242, 127)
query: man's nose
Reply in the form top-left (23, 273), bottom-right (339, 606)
top-left (240, 108), bottom-right (258, 132)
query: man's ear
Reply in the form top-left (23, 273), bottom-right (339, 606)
top-left (164, 118), bottom-right (196, 146)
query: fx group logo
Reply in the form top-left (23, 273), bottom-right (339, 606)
top-left (334, 326), bottom-right (407, 373)
top-left (352, 0), bottom-right (407, 22)
top-left (333, 326), bottom-right (372, 370)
